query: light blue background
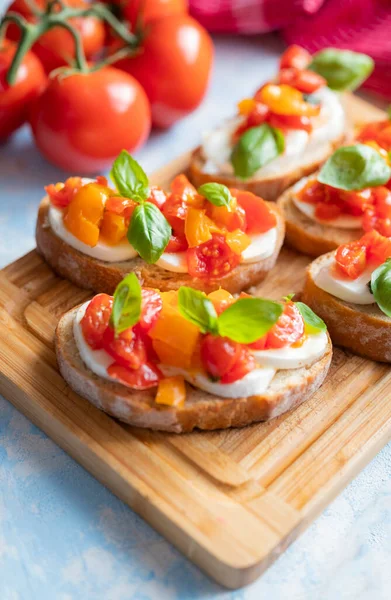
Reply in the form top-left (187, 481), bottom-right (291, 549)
top-left (0, 15), bottom-right (391, 599)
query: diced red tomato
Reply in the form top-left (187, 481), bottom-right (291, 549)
top-left (335, 239), bottom-right (367, 279)
top-left (139, 289), bottom-right (163, 331)
top-left (278, 68), bottom-right (326, 94)
top-left (363, 230), bottom-right (391, 265)
top-left (102, 326), bottom-right (147, 370)
top-left (81, 294), bottom-right (113, 350)
top-left (148, 186), bottom-right (167, 209)
top-left (246, 103), bottom-right (270, 127)
top-left (162, 194), bottom-right (187, 233)
top-left (187, 234), bottom-right (240, 279)
top-left (233, 190), bottom-right (277, 234)
top-left (105, 196), bottom-right (137, 215)
top-left (170, 174), bottom-right (198, 199)
top-left (165, 233), bottom-right (189, 252)
top-left (206, 201), bottom-right (247, 232)
top-left (200, 334), bottom-right (255, 383)
top-left (357, 120), bottom-right (391, 152)
top-left (315, 202), bottom-right (342, 221)
top-left (250, 302), bottom-right (304, 350)
top-left (96, 176), bottom-right (108, 187)
top-left (107, 362), bottom-right (161, 389)
top-left (362, 187), bottom-right (391, 237)
top-left (280, 45), bottom-right (312, 70)
top-left (45, 177), bottom-right (83, 208)
top-left (268, 112), bottom-right (313, 132)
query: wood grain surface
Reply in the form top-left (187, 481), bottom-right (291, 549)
top-left (0, 95), bottom-right (390, 589)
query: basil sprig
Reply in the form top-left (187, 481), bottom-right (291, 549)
top-left (295, 301), bottom-right (327, 334)
top-left (318, 144), bottom-right (391, 191)
top-left (309, 49), bottom-right (374, 92)
top-left (371, 259), bottom-right (391, 317)
top-left (231, 124), bottom-right (285, 180)
top-left (110, 273), bottom-right (142, 334)
top-left (110, 151), bottom-right (171, 264)
top-left (198, 183), bottom-right (233, 209)
top-left (178, 287), bottom-right (283, 344)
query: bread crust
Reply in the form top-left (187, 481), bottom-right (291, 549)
top-left (55, 306), bottom-right (332, 433)
top-left (188, 134), bottom-right (344, 202)
top-left (36, 198), bottom-right (285, 295)
top-left (302, 252), bottom-right (391, 362)
top-left (278, 184), bottom-right (361, 257)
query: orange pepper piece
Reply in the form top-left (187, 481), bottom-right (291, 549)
top-left (237, 98), bottom-right (256, 116)
top-left (185, 207), bottom-right (217, 247)
top-left (225, 229), bottom-right (251, 255)
top-left (259, 84), bottom-right (320, 117)
top-left (100, 212), bottom-right (127, 245)
top-left (64, 183), bottom-right (109, 247)
top-left (155, 376), bottom-right (186, 407)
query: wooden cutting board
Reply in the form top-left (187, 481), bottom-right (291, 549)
top-left (0, 95), bottom-right (390, 589)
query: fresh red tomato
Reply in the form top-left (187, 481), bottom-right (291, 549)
top-left (29, 66), bottom-right (151, 173)
top-left (233, 190), bottom-right (277, 234)
top-left (162, 194), bottom-right (187, 233)
top-left (0, 41), bottom-right (46, 139)
top-left (114, 15), bottom-right (213, 128)
top-left (201, 334), bottom-right (255, 383)
top-left (315, 202), bottom-right (342, 221)
top-left (123, 0), bottom-right (187, 28)
top-left (335, 239), bottom-right (367, 279)
top-left (280, 45), bottom-right (311, 70)
top-left (278, 68), bottom-right (326, 94)
top-left (45, 177), bottom-right (83, 208)
top-left (148, 186), bottom-right (167, 209)
top-left (363, 230), bottom-right (391, 265)
top-left (139, 289), bottom-right (163, 331)
top-left (363, 187), bottom-right (391, 237)
top-left (187, 234), bottom-right (240, 279)
top-left (102, 326), bottom-right (147, 369)
top-left (81, 294), bottom-right (113, 349)
top-left (7, 0), bottom-right (105, 74)
top-left (358, 119), bottom-right (391, 152)
top-left (108, 362), bottom-right (161, 389)
top-left (165, 233), bottom-right (188, 253)
top-left (268, 112), bottom-right (312, 132)
top-left (251, 302), bottom-right (304, 350)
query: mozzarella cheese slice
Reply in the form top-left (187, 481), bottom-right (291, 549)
top-left (253, 332), bottom-right (328, 369)
top-left (241, 228), bottom-right (278, 263)
top-left (314, 255), bottom-right (375, 304)
top-left (156, 252), bottom-right (188, 273)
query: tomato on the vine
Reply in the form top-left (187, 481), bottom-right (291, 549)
top-left (114, 15), bottom-right (213, 127)
top-left (7, 0), bottom-right (105, 74)
top-left (29, 66), bottom-right (151, 172)
top-left (123, 0), bottom-right (187, 28)
top-left (0, 41), bottom-right (46, 139)
top-left (187, 234), bottom-right (240, 279)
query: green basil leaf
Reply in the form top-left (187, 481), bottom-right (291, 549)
top-left (128, 202), bottom-right (171, 264)
top-left (318, 144), bottom-right (391, 191)
top-left (198, 183), bottom-right (232, 208)
top-left (110, 150), bottom-right (149, 202)
top-left (178, 287), bottom-right (218, 334)
top-left (309, 48), bottom-right (374, 91)
top-left (111, 273), bottom-right (142, 334)
top-left (231, 124), bottom-right (285, 180)
top-left (371, 258), bottom-right (391, 317)
top-left (217, 297), bottom-right (283, 344)
top-left (295, 301), bottom-right (327, 334)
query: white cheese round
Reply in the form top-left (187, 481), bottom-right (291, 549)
top-left (314, 255), bottom-right (375, 304)
top-left (253, 332), bottom-right (328, 369)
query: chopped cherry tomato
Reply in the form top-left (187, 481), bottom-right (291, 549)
top-left (363, 187), bottom-right (391, 237)
top-left (105, 196), bottom-right (137, 216)
top-left (357, 120), bottom-right (391, 152)
top-left (220, 346), bottom-right (255, 384)
top-left (148, 186), bottom-right (167, 209)
top-left (258, 84), bottom-right (320, 117)
top-left (268, 113), bottom-right (312, 132)
top-left (165, 233), bottom-right (188, 252)
top-left (187, 234), bottom-right (240, 279)
top-left (108, 362), bottom-right (161, 390)
top-left (335, 239), bottom-right (367, 279)
top-left (45, 177), bottom-right (83, 208)
top-left (278, 68), bottom-right (326, 94)
top-left (250, 302), bottom-right (304, 350)
top-left (81, 294), bottom-right (113, 350)
top-left (247, 103), bottom-right (270, 127)
top-left (280, 45), bottom-right (312, 70)
top-left (315, 202), bottom-right (342, 221)
top-left (233, 190), bottom-right (277, 234)
top-left (102, 326), bottom-right (147, 370)
top-left (201, 334), bottom-right (241, 379)
top-left (139, 289), bottom-right (163, 331)
top-left (162, 194), bottom-right (187, 234)
top-left (170, 174), bottom-right (198, 198)
top-left (363, 230), bottom-right (391, 265)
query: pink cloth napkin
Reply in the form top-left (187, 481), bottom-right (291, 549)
top-left (189, 0), bottom-right (391, 99)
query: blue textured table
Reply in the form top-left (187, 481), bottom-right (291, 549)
top-left (1, 30), bottom-right (391, 600)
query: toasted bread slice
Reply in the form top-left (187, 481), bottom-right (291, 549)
top-left (188, 134), bottom-right (345, 201)
top-left (36, 197), bottom-right (285, 295)
top-left (56, 306), bottom-right (332, 433)
top-left (302, 252), bottom-right (391, 362)
top-left (278, 185), bottom-right (360, 257)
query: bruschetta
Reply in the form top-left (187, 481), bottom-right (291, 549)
top-left (56, 274), bottom-right (332, 432)
top-left (278, 142), bottom-right (391, 257)
top-left (36, 151), bottom-right (284, 295)
top-left (189, 46), bottom-right (374, 200)
top-left (302, 230), bottom-right (391, 362)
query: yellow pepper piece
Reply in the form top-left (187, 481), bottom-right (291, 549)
top-left (208, 289), bottom-right (234, 303)
top-left (225, 229), bottom-right (251, 255)
top-left (155, 376), bottom-right (186, 407)
top-left (149, 302), bottom-right (200, 362)
top-left (64, 183), bottom-right (109, 247)
top-left (185, 207), bottom-right (217, 248)
top-left (259, 84), bottom-right (320, 117)
top-left (100, 212), bottom-right (127, 245)
top-left (237, 98), bottom-right (256, 116)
